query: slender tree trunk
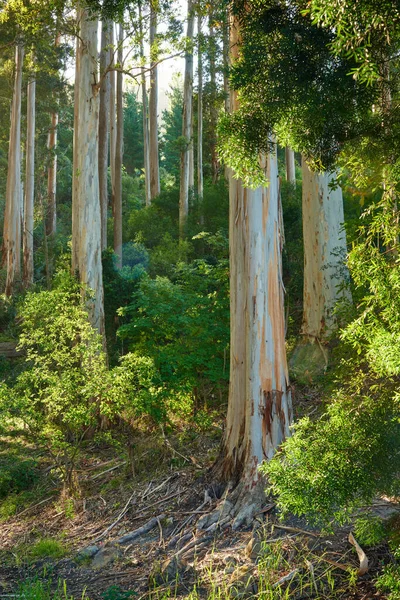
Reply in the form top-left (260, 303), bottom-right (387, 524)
top-left (114, 23), bottom-right (123, 269)
top-left (209, 18), bottom-right (219, 184)
top-left (3, 43), bottom-right (24, 296)
top-left (285, 147), bottom-right (296, 184)
top-left (217, 16), bottom-right (291, 527)
top-left (23, 73), bottom-right (35, 288)
top-left (189, 116), bottom-right (194, 188)
top-left (223, 19), bottom-right (229, 114)
top-left (99, 20), bottom-right (111, 250)
top-left (72, 7), bottom-right (105, 336)
top-left (139, 3), bottom-right (151, 206)
top-left (46, 34), bottom-right (61, 238)
top-left (301, 161), bottom-right (351, 339)
top-left (179, 0), bottom-right (194, 237)
top-left (197, 14), bottom-right (203, 199)
top-left (149, 3), bottom-right (160, 199)
top-left (109, 23), bottom-right (116, 213)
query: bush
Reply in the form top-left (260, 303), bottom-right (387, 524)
top-left (118, 258), bottom-right (230, 411)
top-left (0, 456), bottom-right (37, 498)
top-left (0, 270), bottom-right (110, 490)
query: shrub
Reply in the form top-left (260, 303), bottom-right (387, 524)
top-left (0, 456), bottom-right (37, 498)
top-left (0, 270), bottom-right (110, 490)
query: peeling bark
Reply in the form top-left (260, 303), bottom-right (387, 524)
top-left (301, 160), bottom-right (351, 339)
top-left (218, 16), bottom-right (291, 504)
top-left (23, 72), bottom-right (35, 288)
top-left (72, 7), bottom-right (105, 336)
top-left (179, 0), bottom-right (194, 237)
top-left (3, 43), bottom-right (24, 296)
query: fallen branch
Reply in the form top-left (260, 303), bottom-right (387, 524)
top-left (89, 461), bottom-right (127, 480)
top-left (116, 514), bottom-right (165, 545)
top-left (17, 495), bottom-right (55, 517)
top-left (94, 490), bottom-right (136, 542)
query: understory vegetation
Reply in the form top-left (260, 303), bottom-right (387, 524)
top-left (1, 0), bottom-right (400, 597)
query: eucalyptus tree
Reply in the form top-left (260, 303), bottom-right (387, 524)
top-left (179, 0), bottom-right (194, 236)
top-left (3, 42), bottom-right (24, 296)
top-left (72, 5), bottom-right (105, 335)
top-left (114, 23), bottom-right (123, 268)
top-left (210, 12), bottom-right (292, 529)
top-left (197, 14), bottom-right (203, 198)
top-left (46, 33), bottom-right (61, 239)
top-left (285, 147), bottom-right (295, 183)
top-left (23, 64), bottom-right (36, 288)
top-left (99, 20), bottom-right (111, 250)
top-left (149, 1), bottom-right (160, 199)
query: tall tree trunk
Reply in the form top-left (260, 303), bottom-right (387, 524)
top-left (197, 14), bottom-right (203, 199)
top-left (223, 19), bottom-right (229, 114)
top-left (109, 23), bottom-right (116, 214)
top-left (189, 116), bottom-right (194, 188)
top-left (99, 20), bottom-right (111, 250)
top-left (46, 34), bottom-right (61, 238)
top-left (179, 0), bottom-right (194, 237)
top-left (3, 43), bottom-right (24, 296)
top-left (114, 23), bottom-right (123, 269)
top-left (217, 16), bottom-right (291, 528)
top-left (149, 3), bottom-right (160, 199)
top-left (139, 3), bottom-right (151, 206)
top-left (23, 72), bottom-right (35, 288)
top-left (72, 7), bottom-right (105, 336)
top-left (285, 147), bottom-right (296, 184)
top-left (301, 161), bottom-right (351, 339)
top-left (209, 18), bottom-right (219, 184)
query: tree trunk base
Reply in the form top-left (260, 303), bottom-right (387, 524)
top-left (198, 476), bottom-right (267, 531)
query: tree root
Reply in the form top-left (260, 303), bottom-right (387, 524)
top-left (197, 478), bottom-right (267, 531)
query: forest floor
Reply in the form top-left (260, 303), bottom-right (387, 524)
top-left (0, 385), bottom-right (398, 600)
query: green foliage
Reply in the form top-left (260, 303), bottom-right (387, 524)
top-left (16, 579), bottom-right (76, 600)
top-left (28, 538), bottom-right (68, 560)
top-left (102, 585), bottom-right (137, 600)
top-left (123, 91), bottom-right (144, 177)
top-left (118, 259), bottom-right (230, 410)
top-left (376, 547), bottom-right (400, 600)
top-left (0, 270), bottom-right (110, 487)
top-left (0, 456), bottom-right (37, 498)
top-left (354, 514), bottom-right (386, 547)
top-left (262, 390), bottom-right (400, 526)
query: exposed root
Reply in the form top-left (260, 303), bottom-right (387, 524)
top-left (197, 478), bottom-right (267, 531)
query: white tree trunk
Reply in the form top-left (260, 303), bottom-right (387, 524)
top-left (72, 7), bottom-right (105, 336)
top-left (114, 23), bottom-right (123, 269)
top-left (197, 14), bottom-right (203, 199)
top-left (46, 34), bottom-right (60, 238)
top-left (139, 4), bottom-right (151, 206)
top-left (149, 4), bottom-right (160, 199)
top-left (3, 43), bottom-right (24, 296)
top-left (179, 0), bottom-right (194, 236)
top-left (23, 73), bottom-right (35, 288)
top-left (219, 17), bottom-right (291, 520)
top-left (301, 161), bottom-right (351, 339)
top-left (189, 116), bottom-right (194, 189)
top-left (99, 20), bottom-right (111, 251)
top-left (285, 147), bottom-right (296, 184)
top-left (109, 23), bottom-right (116, 213)
top-left (209, 19), bottom-right (219, 184)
